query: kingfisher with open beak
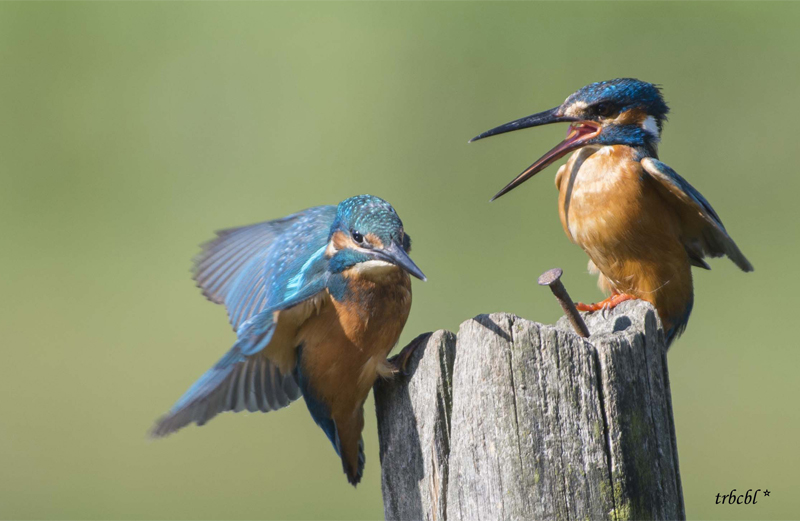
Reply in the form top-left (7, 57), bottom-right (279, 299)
top-left (151, 195), bottom-right (425, 485)
top-left (471, 78), bottom-right (753, 346)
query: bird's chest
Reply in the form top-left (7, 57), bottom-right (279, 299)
top-left (296, 270), bottom-right (412, 404)
top-left (558, 146), bottom-right (646, 250)
top-left (331, 271), bottom-right (412, 350)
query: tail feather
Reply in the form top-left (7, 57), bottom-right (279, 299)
top-left (333, 423), bottom-right (365, 486)
top-left (665, 296), bottom-right (694, 349)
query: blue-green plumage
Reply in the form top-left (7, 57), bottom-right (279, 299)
top-left (151, 195), bottom-right (424, 486)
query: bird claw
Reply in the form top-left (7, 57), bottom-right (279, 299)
top-left (388, 333), bottom-right (430, 376)
top-left (574, 294), bottom-right (638, 317)
top-left (575, 301), bottom-right (598, 312)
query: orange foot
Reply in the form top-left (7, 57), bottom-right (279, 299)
top-left (575, 293), bottom-right (638, 313)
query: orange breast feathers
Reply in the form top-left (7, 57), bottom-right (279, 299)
top-left (296, 267), bottom-right (411, 410)
top-left (293, 268), bottom-right (411, 478)
top-left (555, 146), bottom-right (693, 331)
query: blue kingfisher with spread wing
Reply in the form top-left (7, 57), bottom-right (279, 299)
top-left (151, 195), bottom-right (425, 485)
top-left (471, 78), bottom-right (753, 346)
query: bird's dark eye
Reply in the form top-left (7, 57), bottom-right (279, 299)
top-left (594, 102), bottom-right (616, 117)
top-left (351, 230), bottom-right (364, 244)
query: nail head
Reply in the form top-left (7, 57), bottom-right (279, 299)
top-left (537, 268), bottom-right (563, 286)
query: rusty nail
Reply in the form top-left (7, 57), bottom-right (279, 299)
top-left (537, 268), bottom-right (590, 338)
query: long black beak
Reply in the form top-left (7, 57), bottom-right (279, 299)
top-left (377, 242), bottom-right (427, 281)
top-left (469, 106), bottom-right (575, 143)
top-left (470, 106), bottom-right (600, 201)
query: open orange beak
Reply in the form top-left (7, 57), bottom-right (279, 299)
top-left (470, 107), bottom-right (602, 201)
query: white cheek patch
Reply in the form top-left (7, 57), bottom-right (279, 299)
top-left (642, 115), bottom-right (660, 138)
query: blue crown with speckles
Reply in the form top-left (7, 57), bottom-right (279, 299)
top-left (566, 78), bottom-right (670, 119)
top-left (333, 195), bottom-right (404, 244)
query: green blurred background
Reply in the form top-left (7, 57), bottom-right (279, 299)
top-left (1, 2), bottom-right (798, 519)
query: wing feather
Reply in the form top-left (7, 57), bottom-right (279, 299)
top-left (150, 298), bottom-right (322, 438)
top-left (152, 274), bottom-right (329, 436)
top-left (192, 205), bottom-right (337, 331)
top-left (153, 203), bottom-right (336, 437)
top-left (194, 216), bottom-right (300, 304)
top-left (641, 157), bottom-right (753, 272)
top-left (150, 353), bottom-right (302, 437)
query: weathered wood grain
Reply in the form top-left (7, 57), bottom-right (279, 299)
top-left (375, 331), bottom-right (457, 521)
top-left (375, 300), bottom-right (684, 521)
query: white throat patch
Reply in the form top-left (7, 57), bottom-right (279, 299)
top-left (641, 115), bottom-right (660, 139)
top-left (352, 259), bottom-right (397, 279)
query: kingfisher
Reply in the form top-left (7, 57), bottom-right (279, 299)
top-left (151, 195), bottom-right (425, 486)
top-left (471, 78), bottom-right (753, 346)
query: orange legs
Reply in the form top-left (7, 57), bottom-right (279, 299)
top-left (575, 293), bottom-right (638, 313)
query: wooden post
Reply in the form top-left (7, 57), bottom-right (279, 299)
top-left (374, 300), bottom-right (684, 521)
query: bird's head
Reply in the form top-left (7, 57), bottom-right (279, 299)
top-left (470, 78), bottom-right (670, 200)
top-left (327, 195), bottom-right (426, 281)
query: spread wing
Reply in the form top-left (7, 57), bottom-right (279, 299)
top-left (193, 205), bottom-right (337, 331)
top-left (194, 215), bottom-right (301, 306)
top-left (152, 206), bottom-right (338, 438)
top-left (150, 271), bottom-right (330, 438)
top-left (150, 341), bottom-right (300, 438)
top-left (641, 157), bottom-right (753, 272)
